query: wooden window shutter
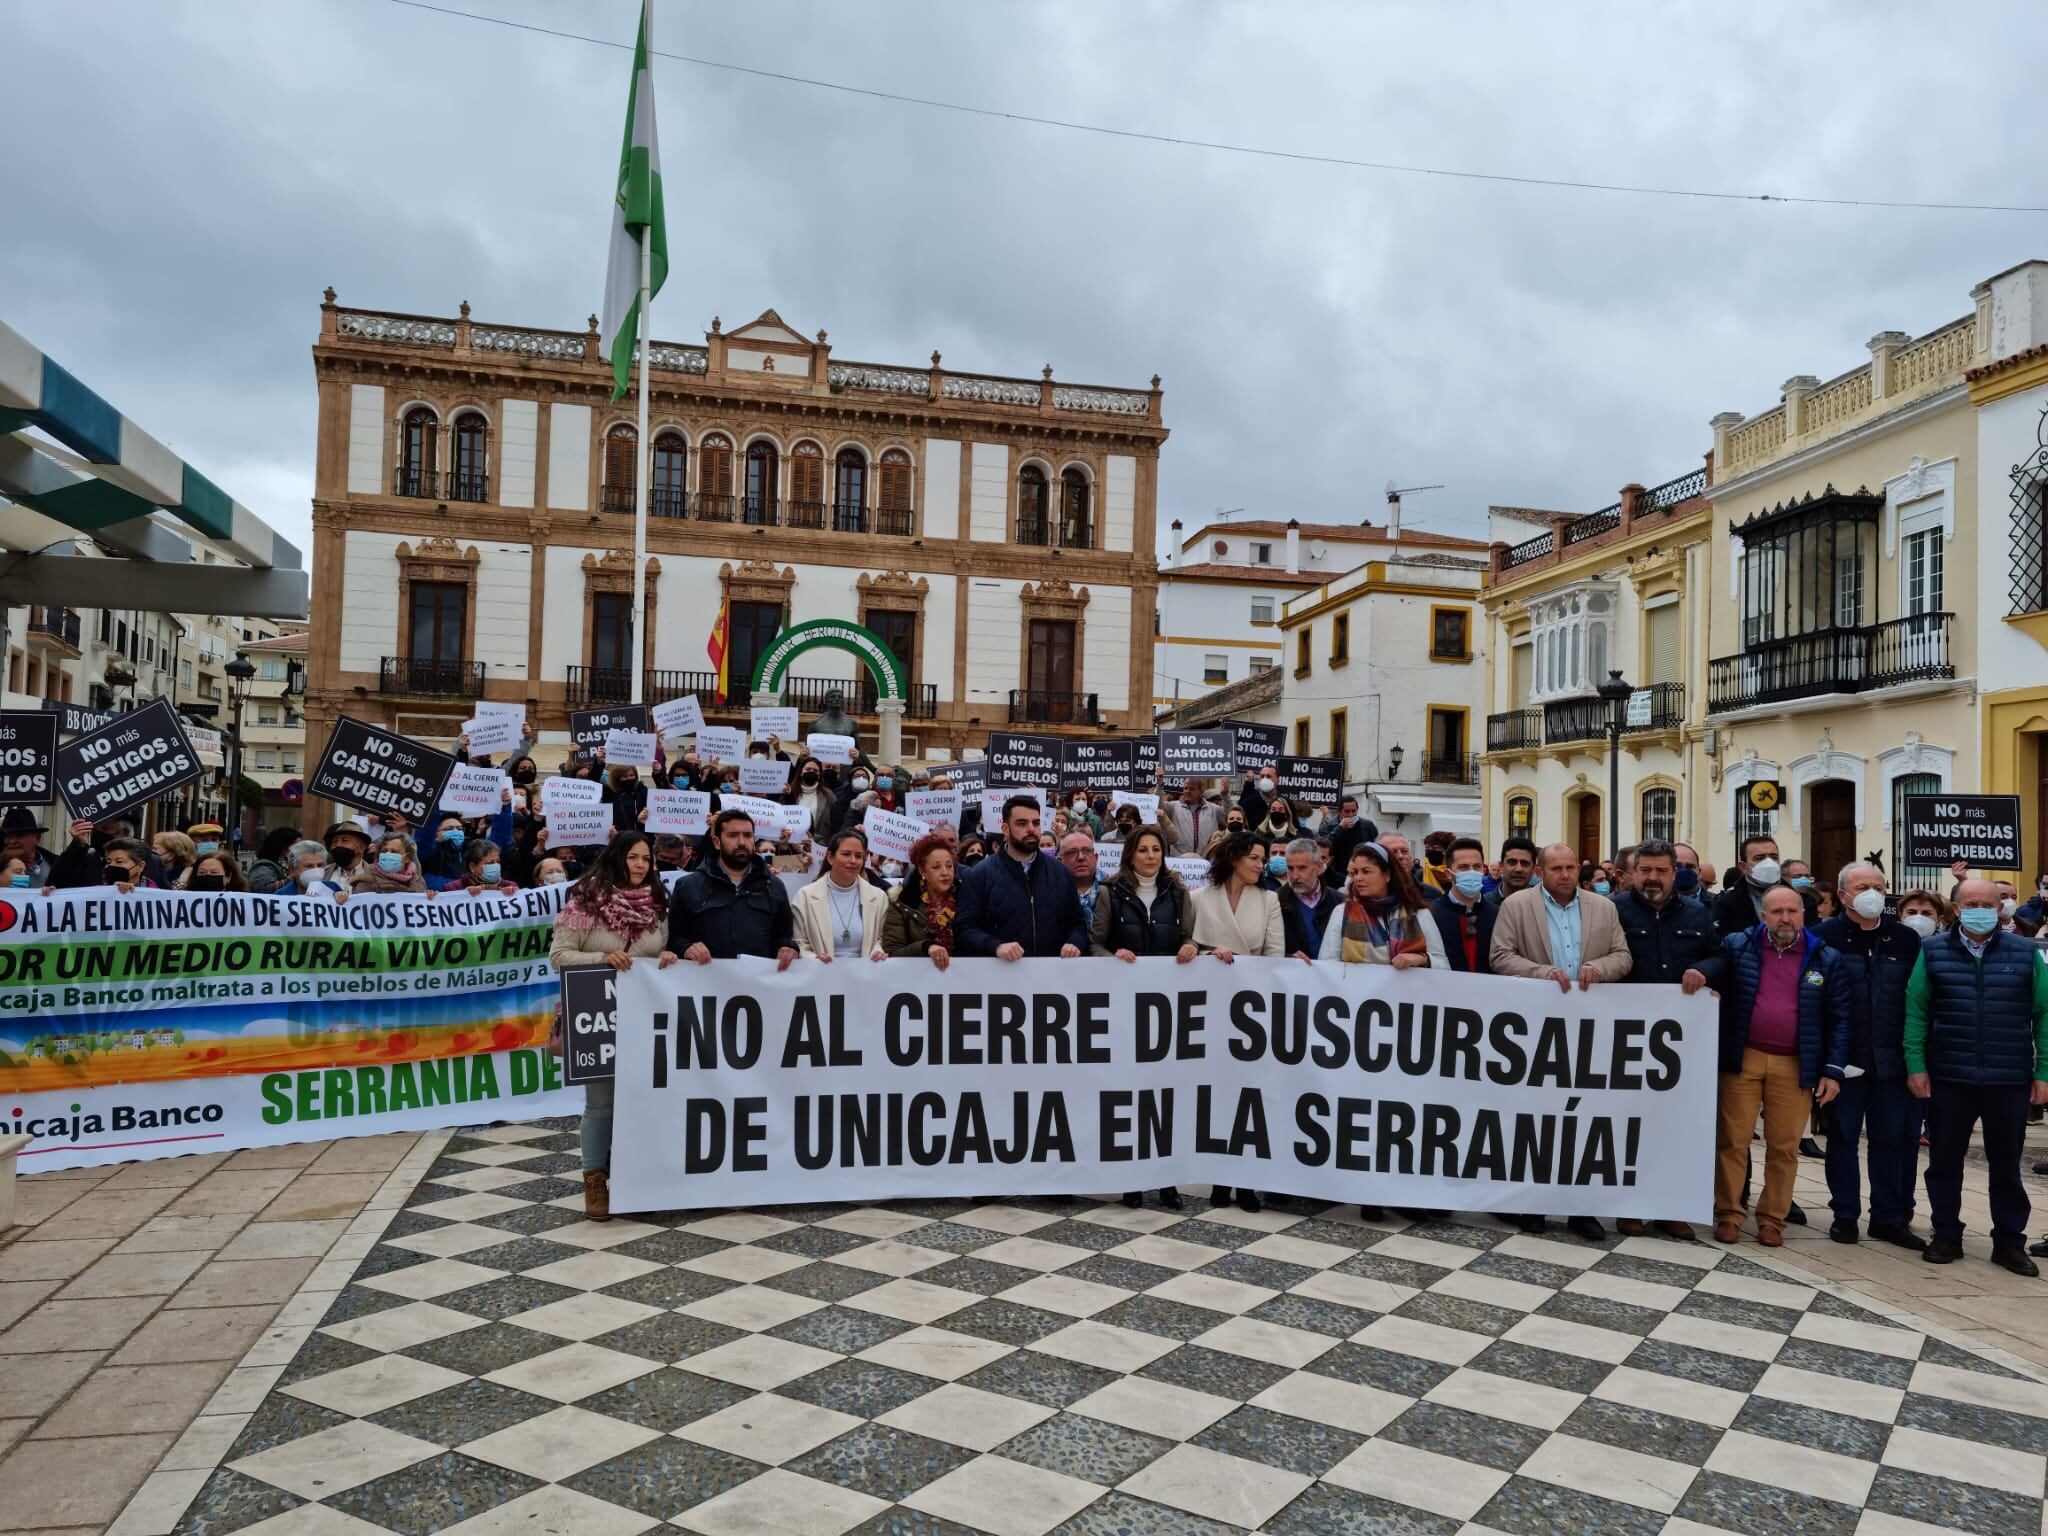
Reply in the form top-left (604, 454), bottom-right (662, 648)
top-left (1645, 603), bottom-right (1681, 686)
top-left (791, 446), bottom-right (823, 504)
top-left (880, 453), bottom-right (913, 510)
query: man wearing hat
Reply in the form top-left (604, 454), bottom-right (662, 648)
top-left (322, 822), bottom-right (372, 887)
top-left (0, 809), bottom-right (53, 888)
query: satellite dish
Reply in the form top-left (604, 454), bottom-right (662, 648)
top-left (1384, 478), bottom-right (1400, 496)
top-left (1308, 541), bottom-right (1328, 560)
top-left (1213, 539), bottom-right (1228, 556)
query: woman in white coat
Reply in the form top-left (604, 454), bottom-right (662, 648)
top-left (793, 830), bottom-right (890, 961)
top-left (1190, 830), bottom-right (1285, 1213)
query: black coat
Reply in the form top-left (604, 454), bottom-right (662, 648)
top-left (1612, 890), bottom-right (1721, 986)
top-left (955, 850), bottom-right (1087, 957)
top-left (1814, 914), bottom-right (1920, 1079)
top-left (665, 857), bottom-right (795, 959)
top-left (1711, 879), bottom-right (1820, 937)
top-left (1092, 878), bottom-right (1195, 956)
top-left (1279, 886), bottom-right (1339, 957)
top-left (1425, 894), bottom-right (1498, 973)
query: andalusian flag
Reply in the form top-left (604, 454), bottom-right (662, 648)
top-left (599, 1), bottom-right (668, 402)
top-left (708, 597), bottom-right (731, 703)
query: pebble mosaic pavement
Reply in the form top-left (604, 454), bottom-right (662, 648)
top-left (160, 1120), bottom-right (2048, 1536)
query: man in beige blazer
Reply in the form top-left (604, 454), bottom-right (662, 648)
top-left (1489, 842), bottom-right (1634, 1241)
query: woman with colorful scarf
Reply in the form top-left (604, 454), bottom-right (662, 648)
top-left (881, 834), bottom-right (958, 970)
top-left (1316, 840), bottom-right (1448, 968)
top-left (552, 832), bottom-right (676, 1220)
top-left (350, 832), bottom-right (428, 895)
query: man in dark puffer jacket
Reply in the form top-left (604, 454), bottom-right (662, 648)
top-left (1905, 878), bottom-right (2048, 1275)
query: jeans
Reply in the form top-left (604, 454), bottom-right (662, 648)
top-left (1824, 1074), bottom-right (1919, 1227)
top-left (581, 1079), bottom-right (614, 1173)
top-left (1716, 1047), bottom-right (1808, 1232)
top-left (1925, 1079), bottom-right (2031, 1250)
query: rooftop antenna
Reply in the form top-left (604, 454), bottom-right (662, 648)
top-left (1384, 481), bottom-right (1444, 541)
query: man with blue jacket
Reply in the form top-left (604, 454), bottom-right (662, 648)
top-left (955, 796), bottom-right (1086, 960)
top-left (1815, 862), bottom-right (1926, 1250)
top-left (1711, 885), bottom-right (1852, 1247)
top-left (1906, 877), bottom-right (2048, 1276)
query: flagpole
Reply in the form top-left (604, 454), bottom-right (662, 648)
top-left (630, 153), bottom-right (651, 708)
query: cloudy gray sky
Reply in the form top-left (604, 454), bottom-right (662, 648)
top-left (5, 0), bottom-right (2044, 564)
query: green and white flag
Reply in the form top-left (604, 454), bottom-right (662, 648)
top-left (600, 0), bottom-right (668, 401)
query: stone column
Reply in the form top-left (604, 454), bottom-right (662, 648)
top-left (876, 697), bottom-right (906, 763)
top-left (1867, 332), bottom-right (1909, 400)
top-left (1781, 375), bottom-right (1819, 437)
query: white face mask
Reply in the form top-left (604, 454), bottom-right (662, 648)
top-left (1850, 888), bottom-right (1885, 921)
top-left (1260, 780), bottom-right (1276, 796)
top-left (541, 871), bottom-right (567, 885)
top-left (1902, 913), bottom-right (1937, 938)
top-left (1748, 857), bottom-right (1782, 887)
top-left (2001, 897), bottom-right (2018, 918)
top-left (296, 869), bottom-right (323, 889)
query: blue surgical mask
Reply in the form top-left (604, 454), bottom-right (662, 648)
top-left (378, 851), bottom-right (404, 874)
top-left (440, 828), bottom-right (464, 847)
top-left (1674, 867), bottom-right (1700, 893)
top-left (1593, 881), bottom-right (1612, 896)
top-left (1267, 855), bottom-right (1287, 876)
top-left (1789, 875), bottom-right (1814, 889)
top-left (1453, 870), bottom-right (1485, 898)
top-left (194, 841), bottom-right (219, 855)
top-left (1959, 906), bottom-right (2000, 936)
top-left (876, 776), bottom-right (894, 791)
top-left (481, 862), bottom-right (501, 884)
top-left (7, 874), bottom-right (26, 889)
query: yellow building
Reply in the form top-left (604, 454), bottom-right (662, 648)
top-left (1696, 260), bottom-right (2048, 887)
top-left (1479, 472), bottom-right (1712, 860)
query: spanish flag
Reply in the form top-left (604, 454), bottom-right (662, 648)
top-left (708, 596), bottom-right (730, 703)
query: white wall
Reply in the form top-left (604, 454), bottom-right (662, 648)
top-left (922, 439), bottom-right (961, 540)
top-left (339, 531), bottom-right (401, 672)
top-left (923, 573), bottom-right (957, 703)
top-left (547, 403), bottom-right (591, 511)
top-left (964, 578), bottom-right (1023, 707)
top-left (499, 399), bottom-right (538, 509)
top-left (1154, 576), bottom-right (1286, 703)
top-left (969, 443), bottom-right (1007, 542)
top-left (1105, 456), bottom-right (1136, 554)
top-left (474, 544), bottom-right (533, 679)
top-left (1085, 584), bottom-right (1132, 711)
top-left (346, 385), bottom-right (384, 494)
top-left (649, 557), bottom-right (723, 673)
top-left (1976, 382), bottom-right (2048, 692)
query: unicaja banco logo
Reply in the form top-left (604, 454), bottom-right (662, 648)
top-left (8, 1099), bottom-right (224, 1145)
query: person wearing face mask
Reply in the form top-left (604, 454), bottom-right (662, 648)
top-left (0, 855), bottom-right (36, 894)
top-left (352, 833), bottom-right (428, 895)
top-left (1903, 878), bottom-right (2048, 1275)
top-left (321, 823), bottom-right (372, 888)
top-left (1711, 834), bottom-right (1818, 937)
top-left (0, 808), bottom-right (53, 889)
top-left (792, 758), bottom-right (835, 839)
top-left (92, 837), bottom-right (158, 893)
top-left (286, 840), bottom-right (345, 897)
top-left (1237, 768), bottom-right (1276, 828)
top-left (153, 830), bottom-right (197, 889)
top-left (456, 839), bottom-right (518, 896)
top-left (244, 826), bottom-right (301, 894)
top-left (1425, 837), bottom-right (1500, 975)
top-left (1673, 843), bottom-right (1707, 903)
top-left (1064, 792), bottom-right (1103, 839)
top-left (533, 857), bottom-right (570, 887)
top-left (185, 851), bottom-right (247, 893)
top-left (1814, 863), bottom-right (1926, 1250)
top-left (421, 814), bottom-right (471, 890)
top-left (606, 764), bottom-right (649, 833)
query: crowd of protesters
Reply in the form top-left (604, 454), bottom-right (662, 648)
top-left (11, 735), bottom-right (2048, 1260)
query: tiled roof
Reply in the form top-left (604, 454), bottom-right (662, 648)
top-left (1162, 563), bottom-right (1324, 585)
top-left (1175, 519), bottom-right (1489, 550)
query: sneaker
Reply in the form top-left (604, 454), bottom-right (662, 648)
top-left (1923, 1237), bottom-right (1964, 1264)
top-left (1991, 1247), bottom-right (2041, 1278)
top-left (583, 1169), bottom-right (611, 1223)
top-left (1869, 1223), bottom-right (1927, 1252)
top-left (1566, 1216), bottom-right (1606, 1241)
top-left (1828, 1219), bottom-right (1860, 1244)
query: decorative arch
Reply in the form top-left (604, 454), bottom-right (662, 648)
top-left (1502, 785), bottom-right (1537, 841)
top-left (1875, 732), bottom-right (1956, 825)
top-left (449, 409), bottom-right (490, 502)
top-left (581, 549), bottom-right (661, 676)
top-left (1634, 773), bottom-right (1683, 841)
top-left (749, 617), bottom-right (907, 701)
top-left (396, 402), bottom-right (440, 496)
top-left (1785, 745), bottom-right (1867, 831)
top-left (393, 536), bottom-right (479, 664)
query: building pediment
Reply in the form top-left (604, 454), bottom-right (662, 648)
top-left (728, 309), bottom-right (809, 347)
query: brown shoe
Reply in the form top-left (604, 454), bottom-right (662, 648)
top-left (583, 1169), bottom-right (611, 1222)
top-left (1614, 1218), bottom-right (1648, 1236)
top-left (1657, 1221), bottom-right (1698, 1242)
top-left (1713, 1219), bottom-right (1741, 1243)
top-left (1757, 1226), bottom-right (1783, 1247)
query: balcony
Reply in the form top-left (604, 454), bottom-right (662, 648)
top-left (651, 487), bottom-right (687, 519)
top-left (393, 466), bottom-right (437, 498)
top-left (1422, 753), bottom-right (1480, 785)
top-left (1486, 708), bottom-right (1541, 752)
top-left (600, 483), bottom-right (636, 513)
top-left (787, 500), bottom-right (827, 530)
top-left (783, 676), bottom-right (939, 719)
top-left (832, 504), bottom-right (867, 534)
top-left (1540, 682), bottom-right (1686, 745)
top-left (694, 493), bottom-right (736, 523)
top-left (1708, 614), bottom-right (1953, 713)
top-left (380, 657), bottom-right (484, 697)
top-left (741, 496), bottom-right (778, 527)
top-left (27, 606), bottom-right (81, 654)
top-left (1010, 690), bottom-right (1100, 726)
top-left (875, 506), bottom-right (914, 537)
top-left (565, 667), bottom-right (938, 719)
top-left (448, 471), bottom-right (489, 503)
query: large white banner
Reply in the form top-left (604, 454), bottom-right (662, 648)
top-left (610, 958), bottom-right (1716, 1219)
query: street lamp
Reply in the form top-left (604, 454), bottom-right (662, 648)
top-left (1387, 743), bottom-right (1404, 780)
top-left (1597, 668), bottom-right (1633, 860)
top-left (224, 650), bottom-right (257, 853)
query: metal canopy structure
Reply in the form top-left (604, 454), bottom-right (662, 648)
top-left (0, 319), bottom-right (308, 617)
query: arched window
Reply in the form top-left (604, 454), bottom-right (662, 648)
top-left (450, 412), bottom-right (488, 502)
top-left (1641, 786), bottom-right (1677, 842)
top-left (744, 439), bottom-right (779, 526)
top-left (398, 407), bottom-right (438, 497)
top-left (697, 433), bottom-right (734, 520)
top-left (652, 432), bottom-right (688, 518)
top-left (1016, 464), bottom-right (1050, 545)
top-left (1060, 468), bottom-right (1091, 548)
top-left (877, 449), bottom-right (914, 536)
top-left (787, 443), bottom-right (824, 529)
top-left (601, 424), bottom-right (636, 512)
top-left (834, 449), bottom-right (868, 533)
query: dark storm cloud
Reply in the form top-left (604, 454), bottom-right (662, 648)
top-left (2, 0), bottom-right (2041, 561)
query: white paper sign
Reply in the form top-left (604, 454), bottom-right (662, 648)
top-left (980, 787), bottom-right (1049, 827)
top-left (1168, 856), bottom-right (1211, 891)
top-left (775, 804), bottom-right (813, 843)
top-left (645, 788), bottom-right (711, 836)
top-left (863, 807), bottom-right (933, 862)
top-left (751, 707), bottom-right (799, 742)
top-left (440, 765), bottom-right (508, 816)
top-left (603, 728), bottom-right (658, 769)
top-left (715, 792), bottom-right (786, 833)
top-left (462, 714), bottom-right (523, 759)
top-left (652, 695), bottom-right (706, 738)
top-left (695, 726), bottom-right (745, 763)
top-left (738, 759), bottom-right (791, 795)
top-left (1111, 790), bottom-right (1161, 821)
top-left (1096, 842), bottom-right (1124, 878)
top-left (905, 788), bottom-right (962, 826)
top-left (806, 733), bottom-right (857, 765)
top-left (547, 802), bottom-right (615, 846)
top-left (541, 776), bottom-right (604, 817)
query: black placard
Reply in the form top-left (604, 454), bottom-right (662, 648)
top-left (1134, 735), bottom-right (1160, 785)
top-left (38, 700), bottom-right (118, 737)
top-left (0, 711), bottom-right (59, 806)
top-left (559, 965), bottom-right (618, 1083)
top-left (984, 731), bottom-right (1063, 785)
top-left (1159, 728), bottom-right (1237, 779)
top-left (1229, 720), bottom-right (1287, 772)
top-left (944, 759), bottom-right (987, 796)
top-left (308, 716), bottom-right (457, 827)
top-left (53, 698), bottom-right (201, 824)
top-left (1274, 755), bottom-right (1345, 807)
top-left (1062, 738), bottom-right (1137, 791)
top-left (569, 704), bottom-right (652, 750)
top-left (1903, 794), bottom-right (2023, 868)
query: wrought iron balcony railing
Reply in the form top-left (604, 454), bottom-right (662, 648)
top-left (1486, 708), bottom-right (1541, 752)
top-left (379, 657), bottom-right (484, 697)
top-left (1010, 689), bottom-right (1100, 726)
top-left (393, 466), bottom-right (437, 498)
top-left (448, 471), bottom-right (489, 503)
top-left (1708, 614), bottom-right (1953, 712)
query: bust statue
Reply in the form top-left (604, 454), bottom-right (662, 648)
top-left (810, 686), bottom-right (859, 739)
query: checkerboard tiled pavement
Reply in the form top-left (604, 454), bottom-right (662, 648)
top-left (153, 1120), bottom-right (2048, 1536)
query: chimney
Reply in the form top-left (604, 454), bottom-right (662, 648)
top-left (1285, 519), bottom-right (1301, 575)
top-left (1386, 490), bottom-right (1402, 543)
top-left (1165, 519), bottom-right (1182, 570)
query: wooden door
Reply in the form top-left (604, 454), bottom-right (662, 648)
top-left (1576, 796), bottom-right (1601, 863)
top-left (1810, 781), bottom-right (1857, 889)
